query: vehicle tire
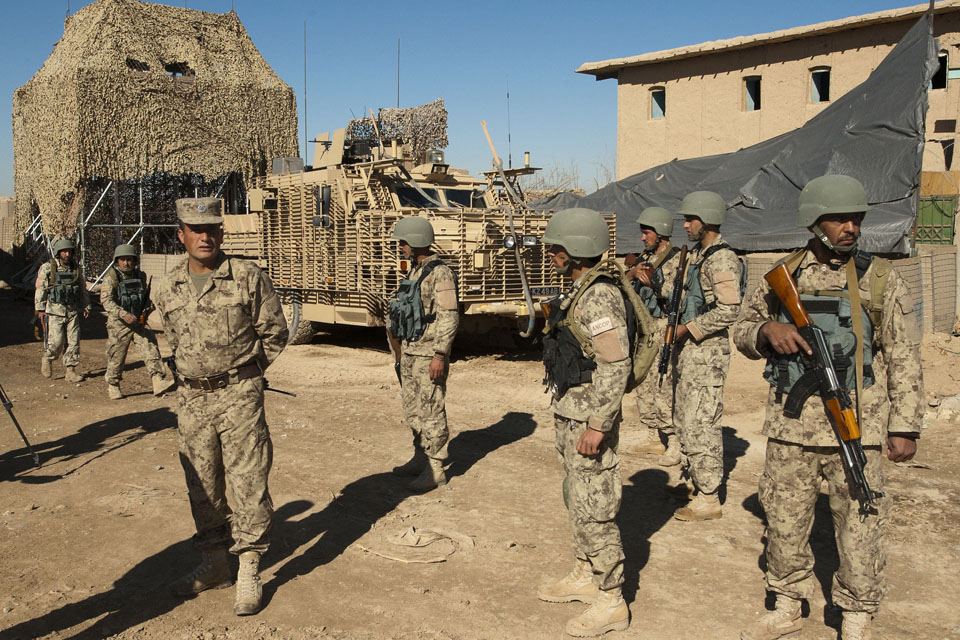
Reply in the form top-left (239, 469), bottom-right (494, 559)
top-left (284, 301), bottom-right (316, 345)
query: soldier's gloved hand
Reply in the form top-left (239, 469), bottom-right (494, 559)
top-left (122, 312), bottom-right (137, 325)
top-left (758, 321), bottom-right (812, 355)
top-left (887, 435), bottom-right (917, 463)
top-left (576, 427), bottom-right (605, 456)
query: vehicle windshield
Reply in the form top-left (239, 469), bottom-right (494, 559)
top-left (396, 186), bottom-right (440, 208)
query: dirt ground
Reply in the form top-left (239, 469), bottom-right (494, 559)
top-left (1, 291), bottom-right (959, 640)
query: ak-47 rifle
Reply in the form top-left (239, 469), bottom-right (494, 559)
top-left (657, 244), bottom-right (689, 387)
top-left (0, 381), bottom-right (41, 467)
top-left (386, 328), bottom-right (402, 384)
top-left (137, 276), bottom-right (154, 330)
top-left (764, 263), bottom-right (882, 514)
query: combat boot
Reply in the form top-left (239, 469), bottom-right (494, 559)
top-left (537, 560), bottom-right (598, 604)
top-left (658, 434), bottom-right (682, 467)
top-left (152, 373), bottom-right (176, 396)
top-left (409, 457), bottom-right (446, 492)
top-left (40, 356), bottom-right (52, 378)
top-left (740, 594), bottom-right (803, 640)
top-left (234, 551), bottom-right (263, 616)
top-left (674, 491), bottom-right (722, 521)
top-left (841, 611), bottom-right (873, 640)
top-left (171, 548), bottom-right (232, 596)
top-left (564, 588), bottom-right (630, 637)
top-left (64, 367), bottom-right (83, 383)
top-left (108, 384), bottom-right (123, 400)
top-left (622, 429), bottom-right (665, 455)
top-left (392, 446), bottom-right (427, 477)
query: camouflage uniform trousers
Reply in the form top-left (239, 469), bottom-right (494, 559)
top-left (760, 439), bottom-right (887, 613)
top-left (105, 317), bottom-right (164, 385)
top-left (400, 354), bottom-right (449, 458)
top-left (176, 377), bottom-right (273, 554)
top-left (554, 415), bottom-right (624, 591)
top-left (44, 312), bottom-right (81, 367)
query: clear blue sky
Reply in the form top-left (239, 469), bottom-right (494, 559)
top-left (1, 0), bottom-right (911, 198)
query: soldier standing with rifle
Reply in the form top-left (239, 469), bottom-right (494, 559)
top-left (387, 216), bottom-right (460, 492)
top-left (622, 206), bottom-right (683, 466)
top-left (100, 243), bottom-right (176, 400)
top-left (734, 175), bottom-right (923, 640)
top-left (36, 238), bottom-right (90, 383)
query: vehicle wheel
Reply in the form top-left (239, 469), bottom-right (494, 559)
top-left (283, 301), bottom-right (316, 345)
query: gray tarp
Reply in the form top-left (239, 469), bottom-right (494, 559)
top-left (533, 14), bottom-right (938, 255)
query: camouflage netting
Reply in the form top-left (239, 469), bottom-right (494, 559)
top-left (346, 99), bottom-right (448, 164)
top-left (12, 0), bottom-right (298, 237)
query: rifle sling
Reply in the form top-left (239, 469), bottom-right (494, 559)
top-left (845, 258), bottom-right (865, 426)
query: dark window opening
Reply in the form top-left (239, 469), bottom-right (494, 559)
top-left (811, 68), bottom-right (830, 103)
top-left (443, 189), bottom-right (486, 208)
top-left (164, 61), bottom-right (195, 78)
top-left (651, 87), bottom-right (666, 119)
top-left (744, 76), bottom-right (761, 111)
top-left (126, 58), bottom-right (150, 72)
top-left (931, 53), bottom-right (948, 89)
top-left (396, 187), bottom-right (440, 208)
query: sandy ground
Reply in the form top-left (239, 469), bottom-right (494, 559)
top-left (1, 291), bottom-right (959, 640)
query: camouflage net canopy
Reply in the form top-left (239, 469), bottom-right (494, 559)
top-left (346, 99), bottom-right (448, 164)
top-left (12, 0), bottom-right (299, 237)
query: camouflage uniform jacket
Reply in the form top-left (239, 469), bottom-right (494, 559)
top-left (643, 241), bottom-right (682, 319)
top-left (682, 234), bottom-right (742, 342)
top-left (401, 254), bottom-right (460, 357)
top-left (732, 244), bottom-right (924, 446)
top-left (153, 253), bottom-right (288, 378)
top-left (35, 260), bottom-right (91, 316)
top-left (551, 275), bottom-right (631, 432)
top-left (100, 266), bottom-right (147, 321)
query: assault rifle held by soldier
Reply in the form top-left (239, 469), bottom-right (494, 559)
top-left (764, 262), bottom-right (882, 513)
top-left (137, 275), bottom-right (153, 331)
top-left (657, 244), bottom-right (688, 387)
top-left (0, 381), bottom-right (41, 467)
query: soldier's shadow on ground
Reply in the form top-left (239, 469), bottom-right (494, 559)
top-left (742, 491), bottom-right (842, 631)
top-left (619, 468), bottom-right (674, 603)
top-left (0, 501), bottom-right (313, 640)
top-left (259, 411), bottom-right (538, 607)
top-left (0, 407), bottom-right (175, 484)
top-left (720, 425), bottom-right (750, 503)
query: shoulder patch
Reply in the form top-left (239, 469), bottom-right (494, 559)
top-left (589, 316), bottom-right (615, 335)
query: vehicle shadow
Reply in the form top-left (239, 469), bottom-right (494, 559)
top-left (619, 467), bottom-right (675, 604)
top-left (259, 411), bottom-right (537, 607)
top-left (0, 407), bottom-right (176, 484)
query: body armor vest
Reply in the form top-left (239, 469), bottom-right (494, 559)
top-left (542, 300), bottom-right (598, 398)
top-left (47, 261), bottom-right (81, 306)
top-left (634, 244), bottom-right (678, 319)
top-left (679, 243), bottom-right (747, 324)
top-left (388, 260), bottom-right (443, 342)
top-left (113, 268), bottom-right (149, 316)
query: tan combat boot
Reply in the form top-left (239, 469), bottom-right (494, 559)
top-left (537, 560), bottom-right (598, 604)
top-left (171, 548), bottom-right (232, 596)
top-left (234, 551), bottom-right (263, 616)
top-left (409, 457), bottom-right (446, 492)
top-left (152, 373), bottom-right (176, 396)
top-left (564, 587), bottom-right (630, 637)
top-left (108, 384), bottom-right (123, 400)
top-left (740, 595), bottom-right (803, 640)
top-left (40, 356), bottom-right (52, 378)
top-left (841, 611), bottom-right (873, 640)
top-left (622, 429), bottom-right (665, 455)
top-left (658, 434), bottom-right (682, 467)
top-left (64, 367), bottom-right (83, 383)
top-left (392, 447), bottom-right (427, 477)
top-left (674, 491), bottom-right (722, 521)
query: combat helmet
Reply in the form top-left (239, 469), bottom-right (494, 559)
top-left (677, 191), bottom-right (727, 225)
top-left (798, 174), bottom-right (868, 255)
top-left (541, 208), bottom-right (610, 258)
top-left (392, 217), bottom-right (435, 248)
top-left (52, 238), bottom-right (76, 254)
top-left (113, 244), bottom-right (138, 261)
top-left (636, 206), bottom-right (674, 237)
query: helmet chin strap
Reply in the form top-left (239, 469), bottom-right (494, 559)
top-left (813, 224), bottom-right (859, 255)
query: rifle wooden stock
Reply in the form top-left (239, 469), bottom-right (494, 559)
top-left (824, 397), bottom-right (862, 441)
top-left (764, 264), bottom-right (813, 329)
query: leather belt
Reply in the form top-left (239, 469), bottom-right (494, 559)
top-left (177, 362), bottom-right (261, 392)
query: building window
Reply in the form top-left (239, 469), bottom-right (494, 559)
top-left (650, 87), bottom-right (666, 119)
top-left (164, 61), bottom-right (195, 78)
top-left (811, 67), bottom-right (831, 103)
top-left (744, 76), bottom-right (761, 111)
top-left (931, 52), bottom-right (948, 89)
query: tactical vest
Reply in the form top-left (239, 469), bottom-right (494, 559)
top-left (679, 243), bottom-right (747, 324)
top-left (634, 244), bottom-right (679, 319)
top-left (763, 250), bottom-right (891, 404)
top-left (388, 260), bottom-right (450, 342)
top-left (113, 267), bottom-right (149, 316)
top-left (47, 261), bottom-right (81, 306)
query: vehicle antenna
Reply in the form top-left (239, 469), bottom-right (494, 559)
top-left (397, 38), bottom-right (401, 108)
top-left (303, 19), bottom-right (308, 163)
top-left (506, 82), bottom-right (512, 169)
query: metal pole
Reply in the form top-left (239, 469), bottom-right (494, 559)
top-left (303, 20), bottom-right (308, 164)
top-left (139, 182), bottom-right (144, 253)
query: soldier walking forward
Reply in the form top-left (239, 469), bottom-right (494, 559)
top-left (153, 198), bottom-right (288, 616)
top-left (671, 191), bottom-right (743, 521)
top-left (537, 208), bottom-right (631, 637)
top-left (100, 243), bottom-right (176, 400)
top-left (36, 238), bottom-right (91, 382)
top-left (735, 175), bottom-right (923, 640)
top-left (622, 206), bottom-right (682, 466)
top-left (388, 216), bottom-right (460, 492)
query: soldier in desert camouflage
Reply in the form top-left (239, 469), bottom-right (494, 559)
top-left (153, 197), bottom-right (288, 617)
top-left (670, 191), bottom-right (743, 521)
top-left (100, 243), bottom-right (175, 400)
top-left (537, 208), bottom-right (631, 638)
top-left (36, 237), bottom-right (91, 383)
top-left (388, 216), bottom-right (460, 492)
top-left (735, 175), bottom-right (923, 640)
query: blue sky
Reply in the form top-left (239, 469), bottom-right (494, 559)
top-left (1, 0), bottom-right (911, 198)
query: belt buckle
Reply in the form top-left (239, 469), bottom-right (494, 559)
top-left (199, 377), bottom-right (215, 392)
